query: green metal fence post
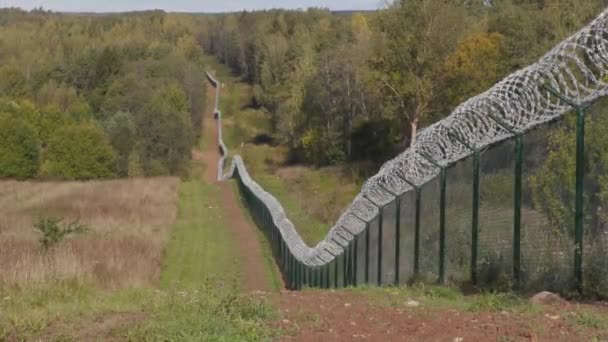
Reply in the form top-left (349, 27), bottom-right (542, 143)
top-left (378, 208), bottom-right (383, 285)
top-left (514, 134), bottom-right (523, 288)
top-left (419, 153), bottom-right (447, 284)
top-left (488, 114), bottom-right (523, 289)
top-left (344, 239), bottom-right (357, 287)
top-left (541, 85), bottom-right (592, 291)
top-left (325, 261), bottom-right (331, 289)
top-left (395, 195), bottom-right (401, 285)
top-left (319, 264), bottom-right (325, 288)
top-left (317, 266), bottom-right (323, 289)
top-left (472, 151), bottom-right (480, 285)
top-left (449, 133), bottom-right (481, 285)
top-left (288, 250), bottom-right (293, 289)
top-left (365, 222), bottom-right (370, 284)
top-left (334, 255), bottom-right (339, 288)
top-left (299, 261), bottom-right (304, 290)
top-left (575, 106), bottom-right (585, 290)
top-left (414, 188), bottom-right (421, 276)
top-left (439, 167), bottom-right (447, 284)
top-left (352, 235), bottom-right (357, 286)
top-left (318, 266), bottom-right (323, 288)
top-left (295, 259), bottom-right (299, 290)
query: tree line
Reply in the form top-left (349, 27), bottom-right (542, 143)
top-left (0, 9), bottom-right (208, 179)
top-left (200, 0), bottom-right (603, 165)
top-left (0, 1), bottom-right (605, 185)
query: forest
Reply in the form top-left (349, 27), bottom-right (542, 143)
top-left (1, 1), bottom-right (606, 237)
top-left (0, 1), bottom-right (604, 180)
top-left (0, 9), bottom-right (208, 179)
top-left (4, 2), bottom-right (608, 339)
top-left (200, 0), bottom-right (604, 165)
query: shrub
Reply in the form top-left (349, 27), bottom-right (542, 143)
top-left (34, 217), bottom-right (88, 251)
top-left (42, 123), bottom-right (116, 180)
top-left (0, 115), bottom-right (39, 179)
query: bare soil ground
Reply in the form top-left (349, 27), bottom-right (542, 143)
top-left (201, 82), bottom-right (273, 292)
top-left (272, 290), bottom-right (608, 341)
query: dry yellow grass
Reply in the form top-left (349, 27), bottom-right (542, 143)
top-left (0, 177), bottom-right (180, 289)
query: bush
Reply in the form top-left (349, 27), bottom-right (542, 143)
top-left (42, 123), bottom-right (116, 180)
top-left (0, 115), bottom-right (39, 179)
top-left (34, 217), bottom-right (88, 251)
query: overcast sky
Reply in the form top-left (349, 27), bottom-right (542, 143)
top-left (0, 0), bottom-right (380, 12)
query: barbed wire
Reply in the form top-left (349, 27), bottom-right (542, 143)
top-left (207, 8), bottom-right (608, 267)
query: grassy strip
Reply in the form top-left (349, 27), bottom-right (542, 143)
top-left (161, 169), bottom-right (241, 289)
top-left (0, 279), bottom-right (277, 340)
top-left (123, 280), bottom-right (277, 340)
top-left (331, 285), bottom-right (537, 314)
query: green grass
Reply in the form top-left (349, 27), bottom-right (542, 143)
top-left (0, 279), bottom-right (278, 340)
top-left (567, 309), bottom-right (608, 330)
top-left (124, 280), bottom-right (277, 341)
top-left (161, 176), bottom-right (241, 289)
top-left (252, 172), bottom-right (332, 245)
top-left (339, 284), bottom-right (536, 314)
top-left (0, 280), bottom-right (145, 339)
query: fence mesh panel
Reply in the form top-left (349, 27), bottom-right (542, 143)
top-left (582, 102), bottom-right (608, 297)
top-left (336, 252), bottom-right (345, 288)
top-left (445, 157), bottom-right (473, 284)
top-left (356, 232), bottom-right (367, 284)
top-left (419, 176), bottom-right (441, 282)
top-left (520, 122), bottom-right (576, 293)
top-left (367, 216), bottom-right (380, 285)
top-left (478, 140), bottom-right (514, 290)
top-left (399, 190), bottom-right (417, 284)
top-left (381, 201), bottom-right (398, 285)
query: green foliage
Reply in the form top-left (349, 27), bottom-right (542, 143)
top-left (0, 65), bottom-right (29, 98)
top-left (103, 112), bottom-right (136, 177)
top-left (35, 80), bottom-right (91, 120)
top-left (137, 83), bottom-right (193, 177)
top-left (42, 123), bottom-right (116, 180)
top-left (444, 32), bottom-right (509, 108)
top-left (33, 217), bottom-right (88, 251)
top-left (300, 128), bottom-right (345, 166)
top-left (0, 114), bottom-right (39, 179)
top-left (0, 11), bottom-right (207, 180)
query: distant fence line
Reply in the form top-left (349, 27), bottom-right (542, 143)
top-left (205, 8), bottom-right (608, 295)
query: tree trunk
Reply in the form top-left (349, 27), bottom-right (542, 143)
top-left (410, 118), bottom-right (418, 146)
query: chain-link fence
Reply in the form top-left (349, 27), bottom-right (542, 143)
top-left (206, 9), bottom-right (608, 298)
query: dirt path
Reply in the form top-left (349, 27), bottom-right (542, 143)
top-left (199, 81), bottom-right (273, 292)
